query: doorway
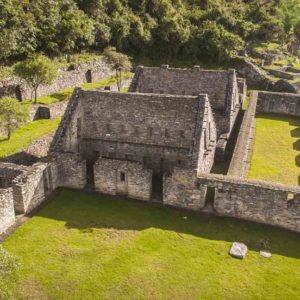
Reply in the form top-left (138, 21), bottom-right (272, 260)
top-left (152, 173), bottom-right (163, 202)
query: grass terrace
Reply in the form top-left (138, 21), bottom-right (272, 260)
top-left (248, 113), bottom-right (300, 186)
top-left (0, 118), bottom-right (61, 158)
top-left (21, 72), bottom-right (134, 106)
top-left (3, 189), bottom-right (300, 299)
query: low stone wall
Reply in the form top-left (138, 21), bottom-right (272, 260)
top-left (268, 69), bottom-right (300, 80)
top-left (94, 158), bottom-right (152, 201)
top-left (0, 59), bottom-right (113, 101)
top-left (0, 161), bottom-right (58, 234)
top-left (163, 169), bottom-right (207, 210)
top-left (24, 133), bottom-right (55, 158)
top-left (30, 101), bottom-right (68, 121)
top-left (12, 162), bottom-right (58, 214)
top-left (197, 173), bottom-right (300, 233)
top-left (0, 188), bottom-right (15, 234)
top-left (257, 91), bottom-right (300, 116)
top-left (228, 91), bottom-right (257, 178)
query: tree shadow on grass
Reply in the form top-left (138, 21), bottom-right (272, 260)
top-left (37, 189), bottom-right (300, 260)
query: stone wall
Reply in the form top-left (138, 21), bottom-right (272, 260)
top-left (129, 65), bottom-right (242, 138)
top-left (228, 91), bottom-right (258, 178)
top-left (197, 173), bottom-right (300, 233)
top-left (257, 91), bottom-right (300, 116)
top-left (12, 162), bottom-right (58, 214)
top-left (0, 161), bottom-right (58, 233)
top-left (163, 168), bottom-right (207, 211)
top-left (50, 88), bottom-right (83, 153)
top-left (53, 89), bottom-right (217, 174)
top-left (0, 188), bottom-right (15, 234)
top-left (0, 59), bottom-right (113, 101)
top-left (30, 101), bottom-right (68, 121)
top-left (54, 153), bottom-right (86, 189)
top-left (94, 158), bottom-right (152, 201)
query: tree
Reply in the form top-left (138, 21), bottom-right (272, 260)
top-left (0, 98), bottom-right (29, 140)
top-left (13, 54), bottom-right (58, 104)
top-left (102, 47), bottom-right (132, 91)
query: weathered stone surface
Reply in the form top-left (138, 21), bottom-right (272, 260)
top-left (0, 188), bottom-right (15, 234)
top-left (232, 57), bottom-right (275, 90)
top-left (94, 158), bottom-right (152, 201)
top-left (229, 242), bottom-right (248, 259)
top-left (0, 59), bottom-right (114, 101)
top-left (51, 89), bottom-right (217, 175)
top-left (0, 161), bottom-right (58, 218)
top-left (228, 91), bottom-right (257, 178)
top-left (129, 65), bottom-right (243, 140)
top-left (260, 250), bottom-right (272, 258)
top-left (257, 91), bottom-right (300, 116)
top-left (197, 173), bottom-right (300, 233)
top-left (163, 168), bottom-right (207, 211)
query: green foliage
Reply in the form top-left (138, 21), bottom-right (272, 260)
top-left (0, 0), bottom-right (295, 64)
top-left (3, 189), bottom-right (300, 299)
top-left (0, 246), bottom-right (19, 300)
top-left (14, 54), bottom-right (58, 103)
top-left (103, 47), bottom-right (132, 91)
top-left (0, 98), bottom-right (29, 140)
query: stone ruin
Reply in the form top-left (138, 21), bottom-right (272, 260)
top-left (129, 65), bottom-right (246, 159)
top-left (1, 65), bottom-right (300, 236)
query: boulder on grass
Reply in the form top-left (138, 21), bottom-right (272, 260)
top-left (229, 242), bottom-right (248, 259)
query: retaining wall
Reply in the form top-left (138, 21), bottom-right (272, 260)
top-left (257, 91), bottom-right (300, 116)
top-left (0, 59), bottom-right (113, 101)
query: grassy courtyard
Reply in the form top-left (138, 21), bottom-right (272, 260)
top-left (3, 189), bottom-right (300, 299)
top-left (248, 113), bottom-right (300, 186)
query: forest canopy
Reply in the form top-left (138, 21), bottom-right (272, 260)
top-left (0, 0), bottom-right (299, 63)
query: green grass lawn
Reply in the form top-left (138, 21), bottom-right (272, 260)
top-left (3, 189), bottom-right (300, 299)
top-left (248, 113), bottom-right (300, 186)
top-left (0, 118), bottom-right (61, 158)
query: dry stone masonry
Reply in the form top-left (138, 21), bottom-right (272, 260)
top-left (3, 64), bottom-right (300, 236)
top-left (0, 59), bottom-right (114, 101)
top-left (129, 65), bottom-right (246, 159)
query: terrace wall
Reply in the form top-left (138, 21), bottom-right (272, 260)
top-left (0, 59), bottom-right (113, 101)
top-left (257, 91), bottom-right (300, 116)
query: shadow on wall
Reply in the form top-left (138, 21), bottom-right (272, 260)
top-left (36, 189), bottom-right (300, 259)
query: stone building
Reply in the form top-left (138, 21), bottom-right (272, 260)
top-left (129, 65), bottom-right (246, 158)
top-left (50, 88), bottom-right (217, 201)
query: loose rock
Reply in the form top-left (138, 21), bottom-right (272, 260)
top-left (229, 242), bottom-right (248, 259)
top-left (260, 250), bottom-right (272, 258)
